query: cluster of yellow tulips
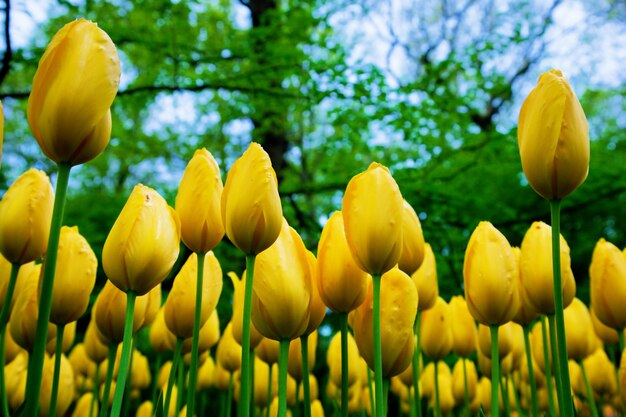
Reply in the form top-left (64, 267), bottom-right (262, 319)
top-left (0, 14), bottom-right (617, 417)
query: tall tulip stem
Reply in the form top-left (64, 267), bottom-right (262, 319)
top-left (226, 373), bottom-right (233, 417)
top-left (100, 344), bottom-right (118, 417)
top-left (0, 262), bottom-right (19, 417)
top-left (412, 312), bottom-right (422, 417)
top-left (151, 354), bottom-right (162, 406)
top-left (340, 312), bottom-right (349, 417)
top-left (187, 251), bottom-right (206, 417)
top-left (164, 338), bottom-right (183, 417)
top-left (548, 314), bottom-right (565, 413)
top-left (541, 317), bottom-right (557, 417)
top-left (490, 325), bottom-right (500, 417)
top-left (240, 254), bottom-right (256, 417)
top-left (89, 364), bottom-right (99, 417)
top-left (434, 361), bottom-right (441, 417)
top-left (549, 199), bottom-right (574, 417)
top-left (523, 325), bottom-right (539, 417)
top-left (266, 364), bottom-right (272, 417)
top-left (462, 359), bottom-right (469, 417)
top-left (373, 273), bottom-right (384, 417)
top-left (580, 361), bottom-right (599, 417)
top-left (48, 324), bottom-right (65, 417)
top-left (23, 162), bottom-right (71, 417)
top-left (301, 334), bottom-right (311, 417)
top-left (110, 290), bottom-right (137, 417)
top-left (278, 339), bottom-right (290, 417)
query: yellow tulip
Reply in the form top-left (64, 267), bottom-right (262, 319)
top-left (253, 356), bottom-right (272, 407)
top-left (4, 324), bottom-right (22, 365)
top-left (590, 238), bottom-right (626, 330)
top-left (255, 337), bottom-right (280, 365)
top-left (103, 184), bottom-right (180, 296)
top-left (327, 330), bottom-right (360, 388)
top-left (251, 219), bottom-right (311, 341)
top-left (0, 261), bottom-right (35, 320)
top-left (229, 271), bottom-right (263, 348)
top-left (412, 243), bottom-right (439, 311)
top-left (511, 247), bottom-right (540, 327)
top-left (619, 349), bottom-right (626, 408)
top-left (68, 343), bottom-right (96, 381)
top-left (463, 221), bottom-right (519, 325)
top-left (421, 297), bottom-right (452, 360)
top-left (287, 331), bottom-right (317, 381)
top-left (590, 308), bottom-right (619, 345)
top-left (149, 308), bottom-right (176, 354)
top-left (129, 350), bottom-right (151, 391)
top-left (93, 280), bottom-right (148, 344)
top-left (0, 169), bottom-right (54, 264)
top-left (420, 361), bottom-right (451, 402)
top-left (72, 393), bottom-right (97, 417)
top-left (46, 320), bottom-right (76, 354)
top-left (452, 359), bottom-right (477, 404)
top-left (141, 283), bottom-right (162, 329)
top-left (181, 309), bottom-right (220, 354)
top-left (564, 298), bottom-right (594, 361)
top-left (477, 322), bottom-right (513, 360)
top-left (342, 162), bottom-right (404, 275)
top-left (518, 69), bottom-right (589, 200)
top-left (47, 226), bottom-right (97, 325)
top-left (136, 401), bottom-right (152, 417)
top-left (449, 295), bottom-right (477, 357)
top-left (316, 211), bottom-right (368, 313)
top-left (197, 356), bottom-right (216, 391)
top-left (164, 252), bottom-right (222, 339)
top-left (311, 399), bottom-right (325, 417)
top-left (5, 352), bottom-right (27, 411)
top-left (583, 348), bottom-right (617, 398)
top-left (10, 264), bottom-right (57, 351)
top-left (175, 148), bottom-right (225, 253)
top-left (216, 323), bottom-right (242, 373)
top-left (214, 363), bottom-right (232, 391)
top-left (530, 321), bottom-right (550, 374)
top-left (298, 374), bottom-right (319, 401)
top-left (352, 267), bottom-right (417, 377)
top-left (39, 353), bottom-right (74, 417)
top-left (221, 142), bottom-right (282, 255)
top-left (396, 348), bottom-right (421, 387)
top-left (438, 370), bottom-right (456, 413)
top-left (84, 320), bottom-right (109, 363)
top-left (519, 221), bottom-right (576, 315)
top-left (303, 251), bottom-right (326, 335)
top-left (398, 200), bottom-right (425, 275)
top-left (27, 19), bottom-right (120, 165)
top-left (157, 361), bottom-right (173, 390)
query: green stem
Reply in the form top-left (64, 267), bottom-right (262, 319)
top-left (176, 359), bottom-right (184, 415)
top-left (266, 364), bottom-right (272, 417)
top-left (226, 373), bottom-right (233, 417)
top-left (48, 324), bottom-right (65, 417)
top-left (549, 199), bottom-right (574, 417)
top-left (278, 339), bottom-right (290, 417)
top-left (463, 359), bottom-right (469, 417)
top-left (499, 375), bottom-right (510, 417)
top-left (23, 162), bottom-right (71, 417)
top-left (164, 338), bottom-right (183, 417)
top-left (434, 361), bottom-right (441, 417)
top-left (110, 291), bottom-right (137, 417)
top-left (523, 326), bottom-right (539, 417)
top-left (340, 313), bottom-right (349, 417)
top-left (122, 337), bottom-right (135, 417)
top-left (89, 363), bottom-right (99, 417)
top-left (412, 312), bottom-right (421, 417)
top-left (490, 325), bottom-right (500, 417)
top-left (367, 367), bottom-right (376, 417)
top-left (580, 361), bottom-right (599, 417)
top-left (541, 317), bottom-right (556, 417)
top-left (509, 375), bottom-right (523, 417)
top-left (251, 349), bottom-right (256, 417)
top-left (301, 334), bottom-right (311, 417)
top-left (0, 262), bottom-right (19, 417)
top-left (99, 344), bottom-right (118, 417)
top-left (383, 378), bottom-right (389, 416)
top-left (240, 254), bottom-right (256, 417)
top-left (151, 354), bottom-right (162, 406)
top-left (372, 273), bottom-right (384, 417)
top-left (187, 252), bottom-right (206, 417)
top-left (547, 314), bottom-right (565, 415)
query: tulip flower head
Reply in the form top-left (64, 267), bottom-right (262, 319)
top-left (412, 243), bottom-right (439, 311)
top-left (27, 19), bottom-right (121, 166)
top-left (398, 200), bottom-right (425, 275)
top-left (103, 184), bottom-right (180, 296)
top-left (449, 295), bottom-right (477, 357)
top-left (518, 69), bottom-right (589, 200)
top-left (590, 238), bottom-right (626, 330)
top-left (421, 297), bottom-right (453, 361)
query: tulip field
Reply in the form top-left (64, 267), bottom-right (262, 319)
top-left (0, 3), bottom-right (625, 417)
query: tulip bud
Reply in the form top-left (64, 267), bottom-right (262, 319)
top-left (47, 226), bottom-right (97, 325)
top-left (287, 331), bottom-right (317, 381)
top-left (93, 280), bottom-right (148, 344)
top-left (590, 238), bottom-right (626, 330)
top-left (251, 219), bottom-right (311, 341)
top-left (4, 323), bottom-right (21, 365)
top-left (0, 261), bottom-right (35, 322)
top-left (421, 297), bottom-right (452, 360)
top-left (68, 343), bottom-right (96, 381)
top-left (27, 19), bottom-right (120, 165)
top-left (398, 200), bottom-right (425, 275)
top-left (317, 211), bottom-right (369, 313)
top-left (164, 252), bottom-right (222, 339)
top-left (221, 142), bottom-right (282, 255)
top-left (103, 184), bottom-right (180, 296)
top-left (142, 283), bottom-right (162, 329)
top-left (449, 295), bottom-right (477, 357)
top-left (352, 267), bottom-right (417, 377)
top-left (412, 243), bottom-right (438, 311)
top-left (84, 320), bottom-right (109, 364)
top-left (229, 271), bottom-right (263, 348)
top-left (583, 348), bottom-right (617, 397)
top-left (452, 359), bottom-right (477, 404)
top-left (181, 309), bottom-right (220, 354)
top-left (303, 251), bottom-right (326, 336)
top-left (477, 322), bottom-right (514, 360)
top-left (342, 162), bottom-right (404, 275)
top-left (530, 321), bottom-right (551, 374)
top-left (511, 247), bottom-right (540, 326)
top-left (590, 308), bottom-right (619, 345)
top-left (518, 69), bottom-right (589, 200)
top-left (46, 320), bottom-right (76, 355)
top-left (72, 393), bottom-right (97, 417)
top-left (253, 356), bottom-right (272, 407)
top-left (564, 298), bottom-right (594, 361)
top-left (255, 337), bottom-right (280, 365)
top-left (197, 356), bottom-right (216, 391)
top-left (0, 169), bottom-right (54, 264)
top-left (216, 323), bottom-right (242, 373)
top-left (519, 221), bottom-right (576, 315)
top-left (327, 330), bottom-right (360, 388)
top-left (463, 221), bottom-right (519, 325)
top-left (311, 399), bottom-right (324, 417)
top-left (176, 148), bottom-right (225, 253)
top-left (136, 401), bottom-right (152, 417)
top-left (39, 353), bottom-right (74, 417)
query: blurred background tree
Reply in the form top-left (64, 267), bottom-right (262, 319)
top-left (0, 0), bottom-right (624, 335)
